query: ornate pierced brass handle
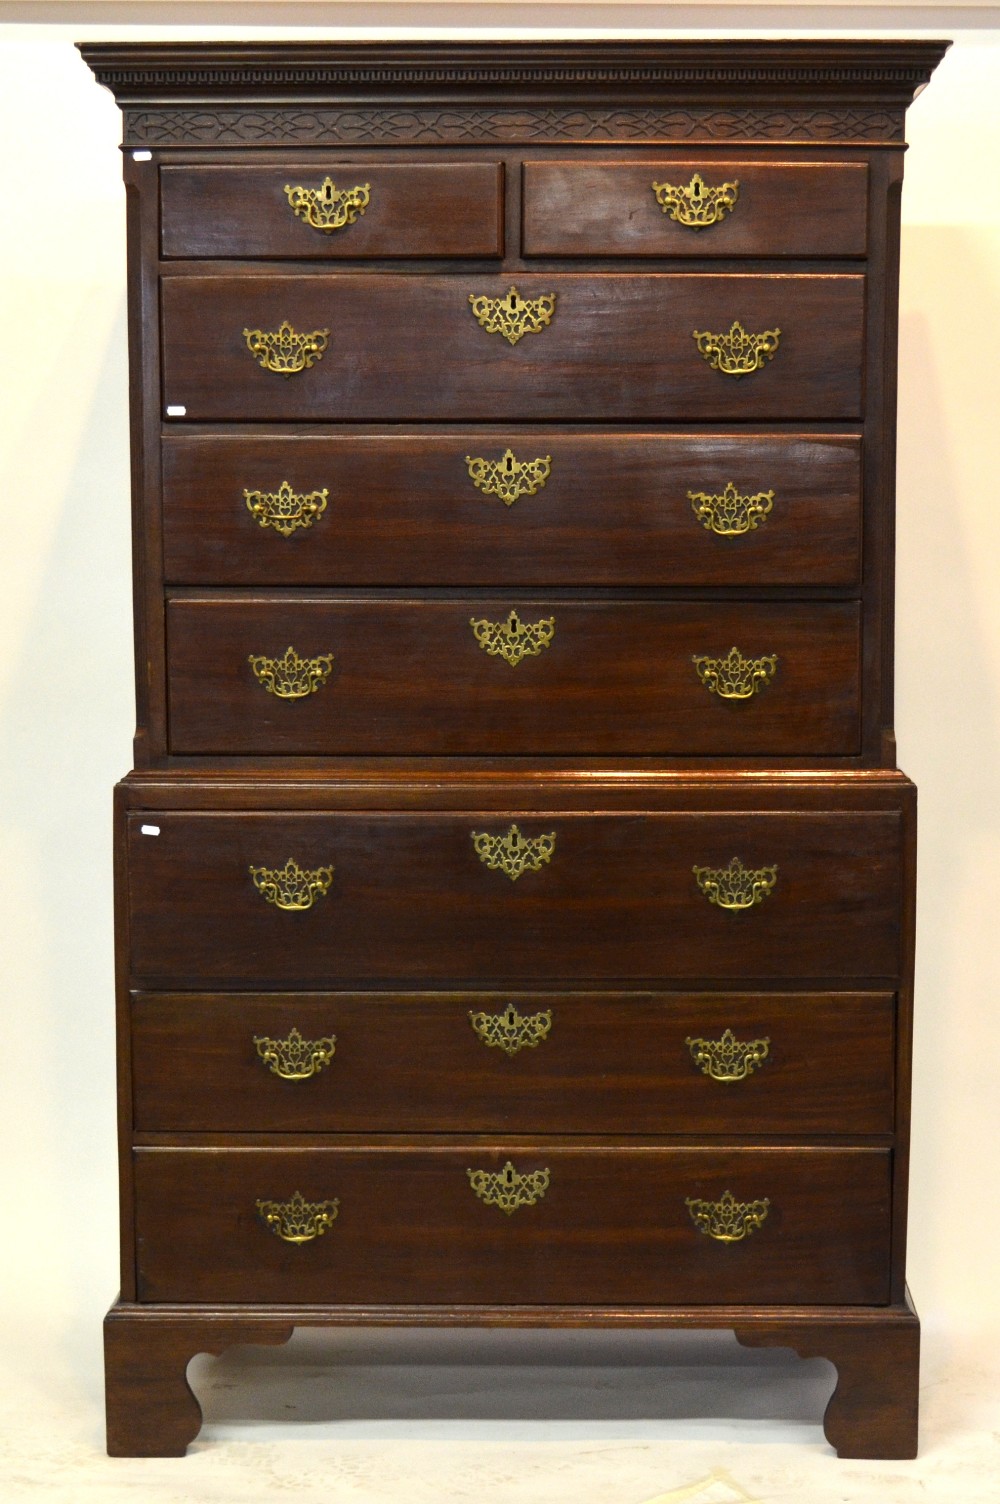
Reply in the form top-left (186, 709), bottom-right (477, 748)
top-left (686, 1190), bottom-right (769, 1243)
top-left (284, 177), bottom-right (371, 233)
top-left (466, 449), bottom-right (552, 507)
top-left (686, 1029), bottom-right (770, 1082)
top-left (469, 285), bottom-right (556, 345)
top-left (469, 1003), bottom-right (553, 1056)
top-left (249, 646), bottom-right (334, 699)
top-left (254, 1028), bottom-right (336, 1080)
top-left (693, 857), bottom-right (778, 911)
top-left (689, 483), bottom-right (774, 537)
top-left (471, 823), bottom-right (556, 882)
top-left (243, 321), bottom-right (330, 376)
top-left (256, 1191), bottom-right (340, 1244)
top-left (652, 172), bottom-right (739, 228)
top-left (245, 480), bottom-right (329, 537)
top-left (693, 320), bottom-right (780, 377)
top-left (692, 646), bottom-right (777, 699)
top-left (470, 609), bottom-right (555, 666)
top-left (467, 1160), bottom-right (550, 1215)
top-left (249, 857), bottom-right (334, 912)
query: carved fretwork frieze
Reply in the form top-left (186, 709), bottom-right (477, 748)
top-left (123, 104), bottom-right (905, 148)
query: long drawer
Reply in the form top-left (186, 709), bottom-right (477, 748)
top-left (133, 1144), bottom-right (892, 1305)
top-left (165, 598), bottom-right (862, 757)
top-left (131, 990), bottom-right (895, 1134)
top-left (161, 432), bottom-right (863, 588)
top-left (125, 810), bottom-right (903, 986)
top-left (160, 274), bottom-right (865, 422)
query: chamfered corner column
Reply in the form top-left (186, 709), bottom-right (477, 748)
top-left (104, 1302), bottom-right (294, 1457)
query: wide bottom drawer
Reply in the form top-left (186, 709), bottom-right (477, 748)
top-left (131, 991), bottom-right (895, 1135)
top-left (134, 1145), bottom-right (891, 1305)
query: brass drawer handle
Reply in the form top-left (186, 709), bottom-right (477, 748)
top-left (249, 645), bottom-right (334, 699)
top-left (471, 823), bottom-right (556, 882)
top-left (256, 1191), bottom-right (340, 1244)
top-left (693, 320), bottom-right (780, 377)
top-left (243, 320), bottom-right (330, 376)
top-left (254, 1028), bottom-right (337, 1080)
top-left (689, 483), bottom-right (774, 537)
top-left (249, 857), bottom-right (334, 912)
top-left (245, 480), bottom-right (329, 537)
top-left (469, 285), bottom-right (556, 345)
top-left (284, 176), bottom-right (371, 233)
top-left (467, 1160), bottom-right (550, 1215)
top-left (686, 1029), bottom-right (770, 1082)
top-left (469, 1003), bottom-right (553, 1056)
top-left (686, 1190), bottom-right (770, 1243)
top-left (693, 857), bottom-right (778, 912)
top-left (652, 172), bottom-right (740, 228)
top-left (470, 609), bottom-right (555, 666)
top-left (692, 646), bottom-right (777, 700)
top-left (466, 449), bottom-right (552, 507)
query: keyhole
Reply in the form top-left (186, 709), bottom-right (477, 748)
top-left (505, 455), bottom-right (513, 473)
top-left (510, 292), bottom-right (518, 309)
top-left (693, 179), bottom-right (702, 199)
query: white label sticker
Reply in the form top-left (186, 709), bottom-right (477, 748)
top-left (132, 150), bottom-right (153, 162)
top-left (165, 405), bottom-right (186, 417)
top-left (140, 824), bottom-right (161, 836)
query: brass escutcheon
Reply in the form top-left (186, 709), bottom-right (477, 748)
top-left (692, 646), bottom-right (777, 700)
top-left (244, 479), bottom-right (329, 537)
top-left (471, 823), bottom-right (556, 882)
top-left (243, 320), bottom-right (330, 376)
top-left (692, 320), bottom-right (780, 378)
top-left (469, 285), bottom-right (556, 345)
top-left (689, 482), bottom-right (775, 537)
top-left (248, 645), bottom-right (334, 699)
top-left (254, 1027), bottom-right (337, 1081)
top-left (467, 1160), bottom-right (551, 1215)
top-left (686, 1028), bottom-right (771, 1082)
top-left (470, 609), bottom-right (555, 667)
top-left (693, 857), bottom-right (778, 912)
top-left (249, 857), bottom-right (334, 912)
top-left (685, 1189), bottom-right (770, 1243)
top-left (284, 177), bottom-right (371, 233)
top-left (255, 1190), bottom-right (340, 1244)
top-left (466, 449), bottom-right (552, 507)
top-left (651, 172), bottom-right (740, 228)
top-left (469, 1003), bottom-right (553, 1057)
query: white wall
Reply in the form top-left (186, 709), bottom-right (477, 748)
top-left (1, 5), bottom-right (998, 1345)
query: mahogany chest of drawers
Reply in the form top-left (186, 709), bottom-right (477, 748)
top-left (81, 39), bottom-right (947, 1459)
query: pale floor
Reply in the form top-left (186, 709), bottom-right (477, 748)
top-left (3, 1315), bottom-right (999, 1502)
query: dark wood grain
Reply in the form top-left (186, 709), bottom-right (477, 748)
top-left (164, 597), bottom-right (862, 757)
top-left (133, 1143), bottom-right (891, 1305)
top-left (161, 432), bottom-right (862, 588)
top-left (161, 162), bottom-right (504, 259)
top-left (124, 807), bottom-right (903, 986)
top-left (523, 160), bottom-right (868, 257)
top-left (160, 273), bottom-right (865, 422)
top-left (131, 989), bottom-right (895, 1134)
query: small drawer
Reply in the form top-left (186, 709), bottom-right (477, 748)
top-left (165, 596), bottom-right (862, 758)
top-left (131, 990), bottom-right (896, 1134)
top-left (134, 1144), bottom-right (892, 1305)
top-left (160, 162), bottom-right (504, 259)
top-left (523, 160), bottom-right (868, 258)
top-left (161, 432), bottom-right (862, 589)
top-left (125, 808), bottom-right (903, 987)
top-left (160, 273), bottom-right (864, 422)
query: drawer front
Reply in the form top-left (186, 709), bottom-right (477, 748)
top-left (522, 160), bottom-right (868, 258)
top-left (131, 990), bottom-right (895, 1134)
top-left (126, 810), bottom-right (903, 986)
top-left (165, 598), bottom-right (862, 757)
top-left (160, 162), bottom-right (505, 259)
top-left (160, 274), bottom-right (865, 422)
top-left (162, 433), bottom-right (862, 588)
top-left (134, 1145), bottom-right (891, 1305)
